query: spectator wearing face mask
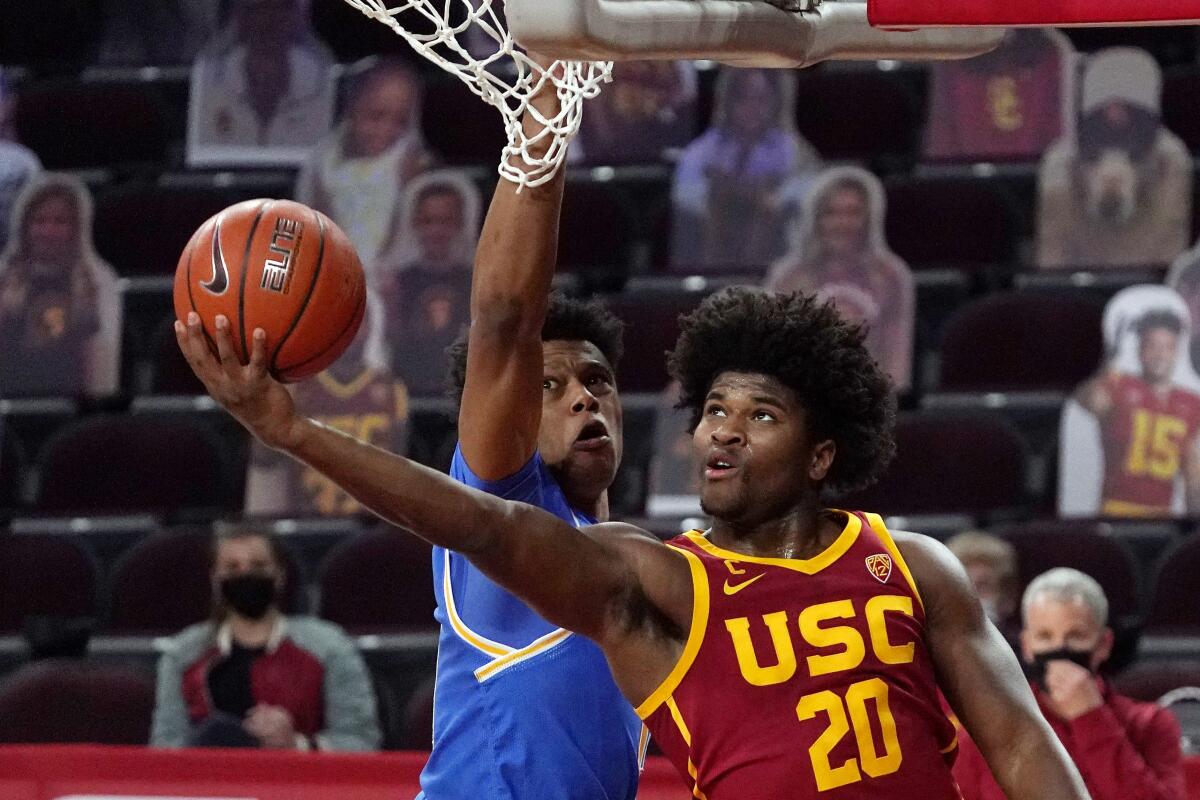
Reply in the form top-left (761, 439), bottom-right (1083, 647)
top-left (945, 531), bottom-right (1021, 650)
top-left (150, 525), bottom-right (380, 751)
top-left (953, 568), bottom-right (1186, 800)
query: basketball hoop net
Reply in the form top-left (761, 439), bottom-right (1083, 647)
top-left (341, 0), bottom-right (612, 189)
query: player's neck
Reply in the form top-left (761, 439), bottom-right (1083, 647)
top-left (564, 487), bottom-right (608, 522)
top-left (708, 496), bottom-right (832, 560)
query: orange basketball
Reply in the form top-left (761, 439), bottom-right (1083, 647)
top-left (173, 199), bottom-right (366, 383)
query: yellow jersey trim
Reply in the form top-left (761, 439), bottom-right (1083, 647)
top-left (315, 367), bottom-right (378, 399)
top-left (864, 513), bottom-right (924, 612)
top-left (682, 510), bottom-right (861, 574)
top-left (473, 627), bottom-right (573, 682)
top-left (635, 546), bottom-right (710, 718)
top-left (665, 696), bottom-right (709, 800)
top-left (1101, 498), bottom-right (1170, 517)
top-left (940, 732), bottom-right (959, 755)
top-left (442, 550), bottom-right (513, 658)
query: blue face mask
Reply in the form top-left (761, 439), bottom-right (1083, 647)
top-left (1027, 646), bottom-right (1094, 692)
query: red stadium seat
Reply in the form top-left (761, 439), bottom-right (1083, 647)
top-left (1145, 535), bottom-right (1200, 633)
top-left (0, 533), bottom-right (99, 634)
top-left (147, 315), bottom-right (206, 395)
top-left (884, 177), bottom-right (1019, 270)
top-left (1000, 520), bottom-right (1142, 621)
top-left (400, 674), bottom-right (436, 751)
top-left (33, 413), bottom-right (237, 515)
top-left (0, 659), bottom-right (154, 744)
top-left (837, 411), bottom-right (1029, 519)
top-left (558, 179), bottom-right (637, 275)
top-left (602, 281), bottom-right (719, 393)
top-left (317, 527), bottom-right (437, 633)
top-left (0, 419), bottom-right (28, 509)
top-left (92, 181), bottom-right (261, 276)
top-left (13, 79), bottom-right (169, 170)
top-left (1113, 660), bottom-right (1200, 702)
top-left (107, 529), bottom-right (218, 634)
top-left (793, 68), bottom-right (920, 165)
top-left (107, 528), bottom-right (304, 634)
top-left (1160, 67), bottom-right (1200, 153)
top-left (938, 291), bottom-right (1105, 392)
top-left (420, 74), bottom-right (506, 165)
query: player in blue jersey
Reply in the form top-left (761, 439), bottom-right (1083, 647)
top-left (408, 68), bottom-right (645, 799)
top-left (185, 65), bottom-right (642, 798)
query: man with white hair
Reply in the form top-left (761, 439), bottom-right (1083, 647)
top-left (954, 567), bottom-right (1186, 800)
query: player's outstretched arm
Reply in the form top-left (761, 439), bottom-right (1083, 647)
top-left (176, 314), bottom-right (689, 651)
top-left (458, 64), bottom-right (567, 481)
top-left (895, 533), bottom-right (1092, 800)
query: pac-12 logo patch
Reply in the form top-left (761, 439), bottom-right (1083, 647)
top-left (865, 553), bottom-right (893, 584)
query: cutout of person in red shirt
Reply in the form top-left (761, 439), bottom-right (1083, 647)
top-left (1061, 286), bottom-right (1200, 518)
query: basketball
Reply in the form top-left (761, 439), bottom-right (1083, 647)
top-left (173, 198), bottom-right (367, 383)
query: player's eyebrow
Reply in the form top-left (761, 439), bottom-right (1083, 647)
top-left (751, 394), bottom-right (784, 407)
top-left (705, 390), bottom-right (726, 401)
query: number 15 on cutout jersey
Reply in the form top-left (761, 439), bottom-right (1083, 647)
top-left (640, 511), bottom-right (959, 800)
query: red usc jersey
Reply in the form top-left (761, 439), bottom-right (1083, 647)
top-left (640, 511), bottom-right (959, 800)
top-left (1100, 373), bottom-right (1200, 517)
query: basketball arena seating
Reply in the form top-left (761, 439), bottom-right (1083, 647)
top-left (4, 24), bottom-right (1200, 751)
top-left (0, 533), bottom-right (99, 634)
top-left (1002, 521), bottom-right (1143, 621)
top-left (107, 528), bottom-right (301, 634)
top-left (792, 68), bottom-right (922, 169)
top-left (0, 659), bottom-right (155, 744)
top-left (1145, 535), bottom-right (1200, 633)
top-left (92, 174), bottom-right (292, 276)
top-left (316, 529), bottom-right (437, 634)
top-left (33, 413), bottom-right (240, 517)
top-left (883, 176), bottom-right (1020, 272)
top-left (837, 410), bottom-right (1030, 522)
top-left (12, 78), bottom-right (173, 171)
top-left (937, 290), bottom-right (1106, 393)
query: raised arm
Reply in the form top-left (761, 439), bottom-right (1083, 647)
top-left (1073, 369), bottom-right (1116, 418)
top-left (896, 532), bottom-right (1091, 800)
top-left (458, 71), bottom-right (567, 480)
top-left (175, 315), bottom-right (690, 656)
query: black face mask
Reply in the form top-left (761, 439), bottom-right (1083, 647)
top-left (1027, 646), bottom-right (1094, 692)
top-left (220, 574), bottom-right (278, 620)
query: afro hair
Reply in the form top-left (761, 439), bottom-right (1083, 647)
top-left (667, 286), bottom-right (896, 496)
top-left (446, 292), bottom-right (625, 406)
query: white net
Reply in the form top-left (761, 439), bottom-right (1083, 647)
top-left (342, 0), bottom-right (612, 188)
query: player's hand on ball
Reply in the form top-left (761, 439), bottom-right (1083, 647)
top-left (176, 311), bottom-right (299, 451)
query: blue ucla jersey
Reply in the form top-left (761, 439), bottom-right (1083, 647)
top-left (417, 444), bottom-right (647, 800)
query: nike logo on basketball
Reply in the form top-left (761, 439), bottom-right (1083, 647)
top-left (202, 218), bottom-right (230, 295)
top-left (723, 574), bottom-right (765, 595)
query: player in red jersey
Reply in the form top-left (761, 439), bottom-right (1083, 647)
top-left (177, 286), bottom-right (1088, 799)
top-left (1075, 309), bottom-right (1200, 516)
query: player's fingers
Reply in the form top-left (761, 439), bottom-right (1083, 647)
top-left (212, 314), bottom-right (239, 370)
top-left (181, 312), bottom-right (217, 375)
top-left (247, 328), bottom-right (269, 378)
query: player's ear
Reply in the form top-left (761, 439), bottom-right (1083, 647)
top-left (808, 438), bottom-right (835, 482)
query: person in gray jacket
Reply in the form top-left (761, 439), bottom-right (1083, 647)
top-left (150, 524), bottom-right (380, 751)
